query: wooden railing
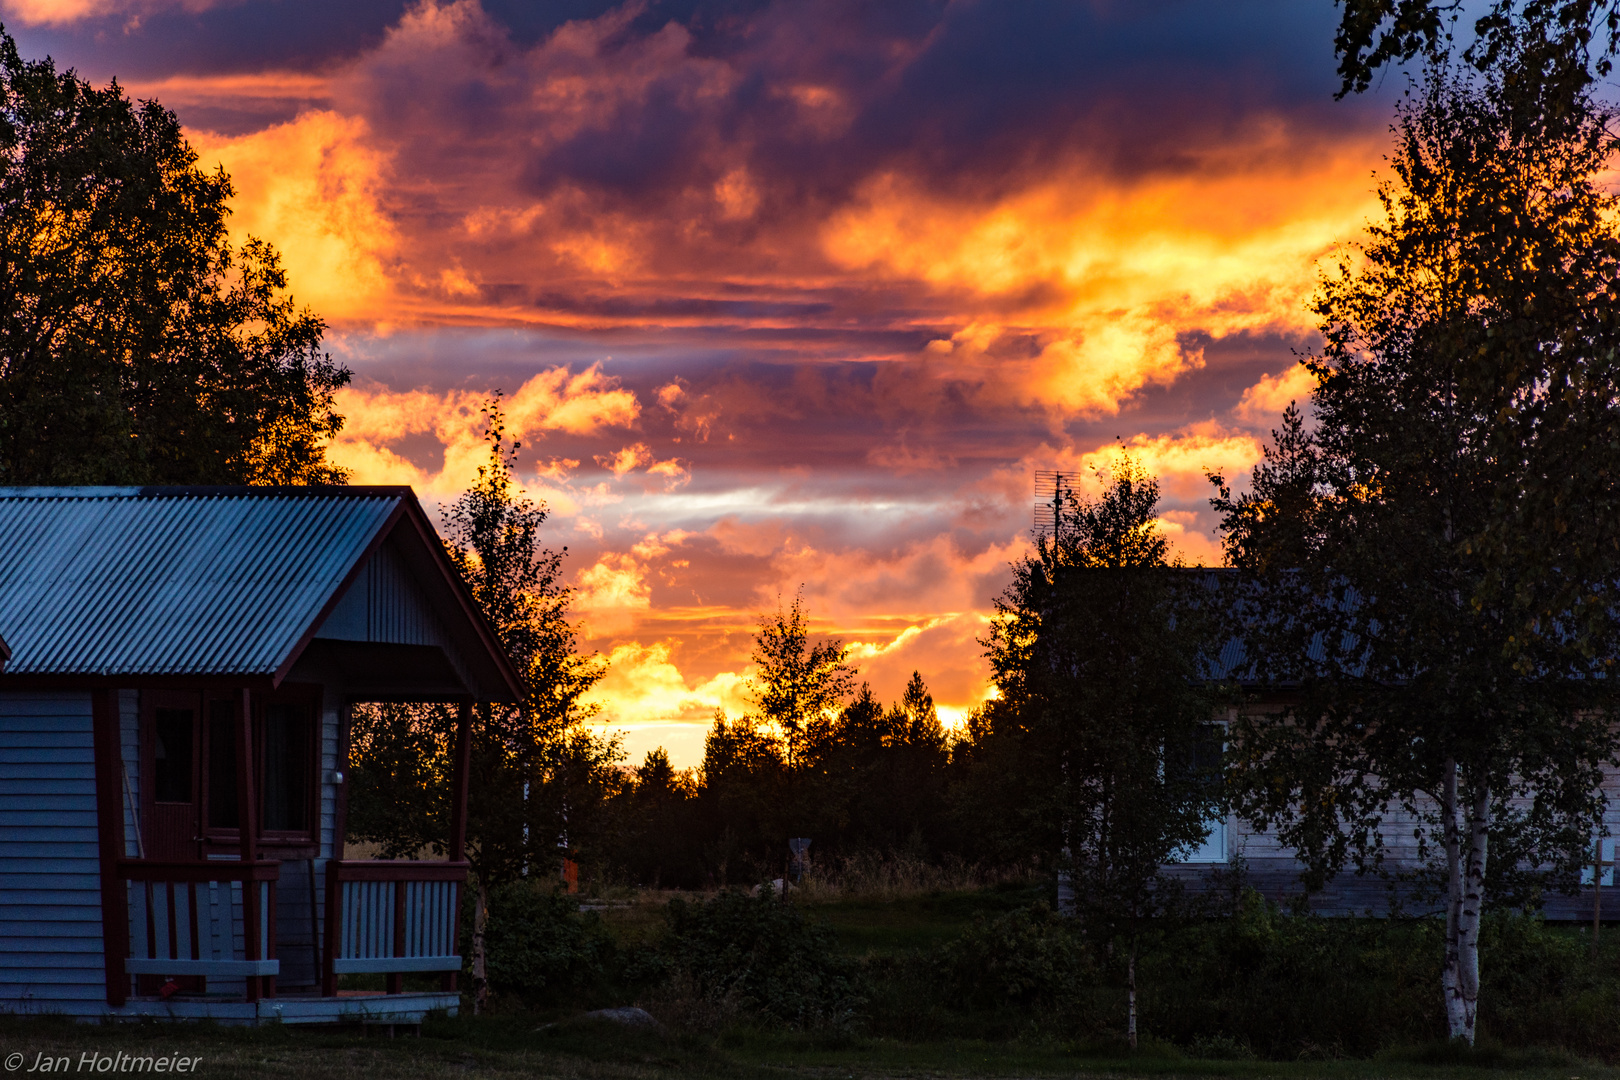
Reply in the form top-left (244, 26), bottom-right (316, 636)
top-left (323, 860), bottom-right (467, 996)
top-left (118, 859), bottom-right (280, 1001)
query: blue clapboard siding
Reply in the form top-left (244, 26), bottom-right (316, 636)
top-left (0, 692), bottom-right (107, 1015)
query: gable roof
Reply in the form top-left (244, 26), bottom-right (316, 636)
top-left (0, 486), bottom-right (523, 700)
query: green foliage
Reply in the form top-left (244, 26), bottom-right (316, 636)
top-left (982, 456), bottom-right (1222, 933)
top-left (349, 402), bottom-right (617, 889)
top-left (1211, 51), bottom-right (1620, 1042)
top-left (480, 882), bottom-right (612, 1004)
top-left (662, 890), bottom-right (866, 1028)
top-left (1142, 889), bottom-right (1444, 1057)
top-left (748, 590), bottom-right (857, 771)
top-left (0, 30), bottom-right (349, 485)
top-left (937, 902), bottom-right (1095, 1012)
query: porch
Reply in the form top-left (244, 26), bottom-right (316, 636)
top-left (109, 857), bottom-right (468, 1024)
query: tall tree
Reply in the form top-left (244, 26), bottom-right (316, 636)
top-left (985, 457), bottom-right (1221, 1048)
top-left (748, 590), bottom-right (858, 773)
top-left (0, 31), bottom-right (349, 485)
top-left (1210, 62), bottom-right (1620, 1044)
top-left (348, 400), bottom-right (613, 1009)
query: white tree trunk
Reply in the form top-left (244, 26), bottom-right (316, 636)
top-left (1126, 945), bottom-right (1138, 1050)
top-left (471, 876), bottom-right (489, 1015)
top-left (1441, 760), bottom-right (1489, 1044)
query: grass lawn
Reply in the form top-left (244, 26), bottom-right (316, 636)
top-left (2, 1014), bottom-right (1616, 1080)
top-left (6, 884), bottom-right (1619, 1077)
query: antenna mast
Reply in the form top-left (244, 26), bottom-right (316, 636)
top-left (1033, 470), bottom-right (1077, 538)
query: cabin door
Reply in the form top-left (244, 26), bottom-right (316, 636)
top-left (142, 691), bottom-right (202, 861)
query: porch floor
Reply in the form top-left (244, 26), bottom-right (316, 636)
top-left (100, 991), bottom-right (459, 1026)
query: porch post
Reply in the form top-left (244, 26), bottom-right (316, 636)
top-left (446, 699), bottom-right (472, 993)
top-left (332, 702), bottom-right (352, 862)
top-left (234, 688), bottom-right (262, 1001)
top-left (90, 688), bottom-right (129, 1007)
top-left (322, 702), bottom-right (352, 998)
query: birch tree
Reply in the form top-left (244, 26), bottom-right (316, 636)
top-left (349, 400), bottom-right (613, 1011)
top-left (1211, 58), bottom-right (1620, 1044)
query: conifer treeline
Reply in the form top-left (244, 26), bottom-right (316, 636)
top-left (605, 671), bottom-right (984, 888)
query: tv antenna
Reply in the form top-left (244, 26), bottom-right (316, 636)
top-left (1033, 470), bottom-right (1078, 538)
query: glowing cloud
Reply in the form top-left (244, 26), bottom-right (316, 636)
top-left (1236, 364), bottom-right (1317, 425)
top-left (327, 363), bottom-right (640, 496)
top-left (188, 112), bottom-right (398, 322)
top-left (574, 553), bottom-right (653, 635)
top-left (0, 0), bottom-right (210, 26)
top-left (586, 641), bottom-right (750, 721)
top-left (827, 149), bottom-right (1377, 415)
top-left (1075, 430), bottom-right (1265, 500)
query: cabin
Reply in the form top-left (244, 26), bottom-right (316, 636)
top-left (0, 486), bottom-right (523, 1024)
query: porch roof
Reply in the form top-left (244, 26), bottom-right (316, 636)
top-left (0, 486), bottom-right (523, 701)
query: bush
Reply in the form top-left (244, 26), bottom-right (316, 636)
top-left (481, 882), bottom-right (613, 1003)
top-left (1141, 887), bottom-right (1440, 1057)
top-left (936, 902), bottom-right (1096, 1011)
top-left (662, 890), bottom-right (865, 1028)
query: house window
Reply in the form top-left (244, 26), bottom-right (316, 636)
top-left (145, 690), bottom-right (319, 855)
top-left (153, 709), bottom-right (194, 804)
top-left (205, 699), bottom-right (238, 830)
top-left (261, 702), bottom-right (313, 834)
top-left (1173, 721), bottom-right (1228, 864)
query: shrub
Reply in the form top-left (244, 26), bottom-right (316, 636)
top-left (1141, 887), bottom-right (1441, 1057)
top-left (481, 882), bottom-right (613, 1003)
top-left (936, 902), bottom-right (1096, 1011)
top-left (662, 890), bottom-right (865, 1028)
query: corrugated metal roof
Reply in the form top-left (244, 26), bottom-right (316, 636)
top-left (0, 487), bottom-right (406, 676)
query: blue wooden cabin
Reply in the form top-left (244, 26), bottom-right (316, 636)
top-left (0, 486), bottom-right (522, 1023)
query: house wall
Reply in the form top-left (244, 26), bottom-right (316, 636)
top-left (1172, 716), bottom-right (1620, 919)
top-left (0, 691), bottom-right (105, 1015)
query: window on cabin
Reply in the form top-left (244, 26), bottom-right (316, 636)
top-left (1166, 722), bottom-right (1224, 785)
top-left (206, 699), bottom-right (239, 830)
top-left (1170, 721), bottom-right (1228, 863)
top-left (261, 702), bottom-right (312, 833)
top-left (153, 708), bottom-right (193, 803)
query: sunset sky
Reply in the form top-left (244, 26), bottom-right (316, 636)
top-left (8, 0), bottom-right (1400, 766)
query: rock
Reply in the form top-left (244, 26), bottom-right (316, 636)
top-left (581, 1006), bottom-right (662, 1030)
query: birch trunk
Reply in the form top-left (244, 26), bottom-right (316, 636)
top-left (1441, 760), bottom-right (1489, 1044)
top-left (1126, 943), bottom-right (1138, 1050)
top-left (471, 875), bottom-right (490, 1015)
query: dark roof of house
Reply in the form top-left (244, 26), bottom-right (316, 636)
top-left (0, 486), bottom-right (524, 700)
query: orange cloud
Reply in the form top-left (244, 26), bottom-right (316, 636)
top-left (827, 144), bottom-right (1378, 416)
top-left (574, 553), bottom-right (653, 635)
top-left (1075, 429), bottom-right (1265, 500)
top-left (0, 0), bottom-right (211, 25)
top-left (327, 363), bottom-right (640, 496)
top-left (188, 111), bottom-right (398, 322)
top-left (138, 0), bottom-right (1388, 435)
top-left (585, 640), bottom-right (752, 726)
top-left (1236, 364), bottom-right (1317, 425)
